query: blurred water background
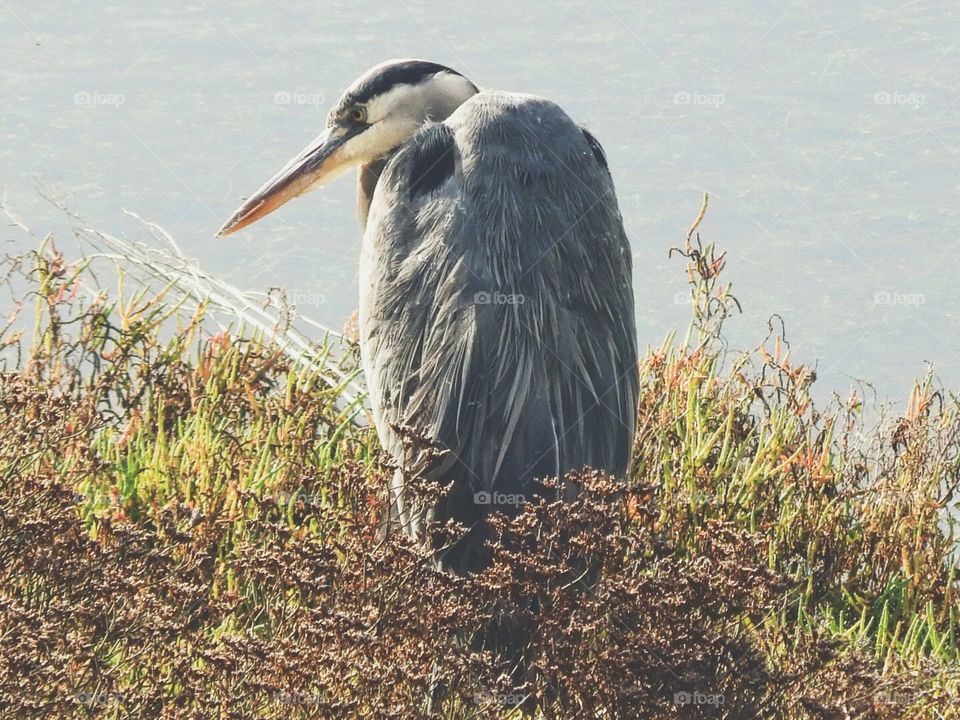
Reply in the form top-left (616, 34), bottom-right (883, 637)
top-left (2, 1), bottom-right (958, 407)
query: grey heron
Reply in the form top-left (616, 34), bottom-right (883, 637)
top-left (218, 59), bottom-right (639, 573)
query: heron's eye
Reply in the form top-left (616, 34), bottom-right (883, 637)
top-left (348, 106), bottom-right (367, 124)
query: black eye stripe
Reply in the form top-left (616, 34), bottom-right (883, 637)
top-left (327, 60), bottom-right (477, 129)
top-left (349, 61), bottom-right (471, 105)
top-left (332, 60), bottom-right (478, 119)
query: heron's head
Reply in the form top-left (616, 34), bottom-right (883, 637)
top-left (217, 59), bottom-right (478, 236)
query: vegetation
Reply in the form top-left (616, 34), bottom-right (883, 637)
top-left (1, 213), bottom-right (958, 718)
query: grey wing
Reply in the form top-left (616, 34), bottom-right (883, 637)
top-left (359, 91), bottom-right (638, 520)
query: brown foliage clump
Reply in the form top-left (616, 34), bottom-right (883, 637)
top-left (1, 447), bottom-right (951, 719)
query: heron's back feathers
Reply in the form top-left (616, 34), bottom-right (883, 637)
top-left (359, 91), bottom-right (638, 571)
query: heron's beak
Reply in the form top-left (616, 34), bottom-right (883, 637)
top-left (216, 125), bottom-right (355, 236)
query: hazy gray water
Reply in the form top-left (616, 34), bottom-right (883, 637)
top-left (2, 1), bottom-right (958, 406)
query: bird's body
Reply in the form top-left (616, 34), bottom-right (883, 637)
top-left (360, 91), bottom-right (637, 570)
top-left (218, 61), bottom-right (638, 573)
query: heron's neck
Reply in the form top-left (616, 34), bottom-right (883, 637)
top-left (356, 159), bottom-right (388, 233)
